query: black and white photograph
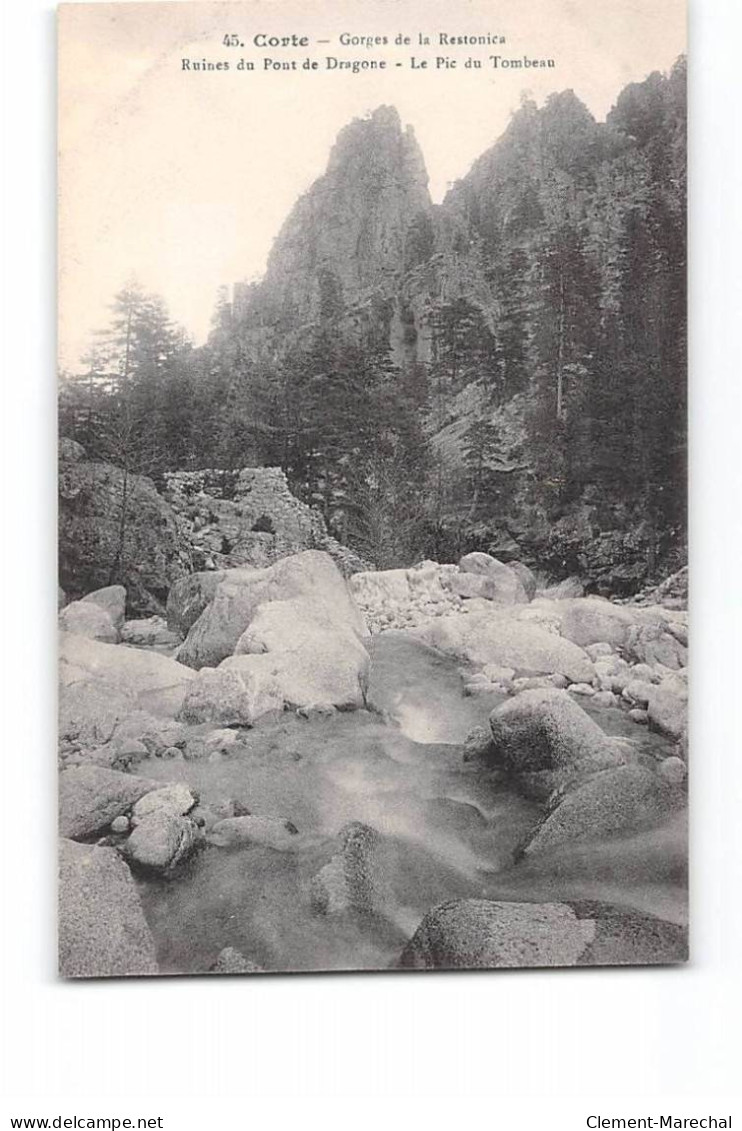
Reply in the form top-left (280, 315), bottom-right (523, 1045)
top-left (55, 0), bottom-right (690, 979)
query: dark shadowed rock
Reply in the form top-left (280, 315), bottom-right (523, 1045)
top-left (58, 447), bottom-right (191, 614)
top-left (59, 838), bottom-right (158, 977)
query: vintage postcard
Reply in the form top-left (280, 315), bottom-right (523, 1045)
top-left (58, 0), bottom-right (688, 977)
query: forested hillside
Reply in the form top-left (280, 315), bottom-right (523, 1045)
top-left (60, 57), bottom-right (686, 594)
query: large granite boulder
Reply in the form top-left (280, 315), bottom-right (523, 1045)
top-left (60, 632), bottom-right (196, 729)
top-left (222, 634), bottom-right (369, 713)
top-left (59, 764), bottom-right (159, 839)
top-left (59, 444), bottom-right (191, 614)
top-left (484, 689), bottom-right (625, 798)
top-left (559, 599), bottom-right (634, 649)
top-left (419, 610), bottom-right (595, 684)
top-left (518, 763), bottom-right (685, 857)
top-left (58, 600), bottom-right (119, 643)
top-left (457, 553), bottom-right (529, 604)
top-left (178, 665), bottom-right (283, 726)
top-left (398, 897), bottom-right (687, 970)
top-left (59, 839), bottom-right (158, 977)
top-left (177, 551), bottom-right (366, 669)
top-left (399, 899), bottom-right (595, 969)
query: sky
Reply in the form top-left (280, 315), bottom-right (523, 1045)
top-left (58, 0), bottom-right (686, 370)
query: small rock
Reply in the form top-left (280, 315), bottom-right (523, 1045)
top-left (586, 642), bottom-right (614, 661)
top-left (592, 690), bottom-right (619, 709)
top-left (463, 725), bottom-right (495, 763)
top-left (132, 783), bottom-right (197, 821)
top-left (122, 812), bottom-right (199, 874)
top-left (569, 683), bottom-right (595, 697)
top-left (208, 815), bottom-right (299, 851)
top-left (659, 755), bottom-right (687, 784)
top-left (628, 708), bottom-right (649, 725)
top-left (110, 815), bottom-right (130, 834)
top-left (210, 947), bottom-right (263, 974)
top-left (482, 664), bottom-right (516, 683)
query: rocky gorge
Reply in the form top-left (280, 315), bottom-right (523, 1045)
top-left (58, 537), bottom-right (688, 976)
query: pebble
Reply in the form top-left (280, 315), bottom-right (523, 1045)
top-left (110, 815), bottom-right (130, 834)
top-left (569, 683), bottom-right (595, 696)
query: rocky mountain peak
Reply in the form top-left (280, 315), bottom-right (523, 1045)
top-left (259, 105), bottom-right (432, 322)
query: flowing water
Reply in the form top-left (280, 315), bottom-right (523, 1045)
top-left (136, 631), bottom-right (687, 974)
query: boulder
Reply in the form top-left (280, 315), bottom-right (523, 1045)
top-left (58, 601), bottom-right (119, 644)
top-left (457, 553), bottom-right (528, 604)
top-left (624, 622), bottom-right (687, 670)
top-left (349, 568), bottom-right (412, 611)
top-left (177, 551), bottom-right (365, 669)
top-left (210, 947), bottom-right (263, 974)
top-left (59, 839), bottom-right (158, 977)
top-left (622, 679), bottom-right (655, 708)
top-left (132, 783), bottom-right (197, 822)
top-left (58, 448), bottom-right (190, 614)
top-left (207, 815), bottom-right (299, 851)
top-left (659, 756), bottom-right (687, 784)
top-left (60, 632), bottom-right (196, 720)
top-left (448, 572), bottom-right (499, 601)
top-left (559, 598), bottom-right (634, 649)
top-left (81, 585), bottom-right (126, 630)
top-left (509, 561), bottom-right (537, 600)
top-left (166, 571), bottom-right (227, 635)
top-left (59, 765), bottom-right (159, 839)
top-left (59, 680), bottom-right (137, 749)
top-left (399, 899), bottom-right (595, 969)
top-left (110, 712), bottom-right (187, 756)
top-left (486, 689), bottom-right (624, 781)
top-left (519, 763), bottom-right (684, 856)
top-left (647, 685), bottom-right (688, 741)
top-left (122, 812), bottom-right (200, 874)
top-left (120, 616), bottom-right (181, 649)
top-left (419, 610), bottom-right (595, 684)
top-left (178, 665), bottom-right (283, 726)
top-left (309, 822), bottom-right (381, 915)
top-left (571, 900), bottom-right (687, 966)
top-left (222, 632), bottom-right (369, 714)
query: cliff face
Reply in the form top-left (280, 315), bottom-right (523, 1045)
top-left (253, 106), bottom-right (433, 330)
top-left (217, 65), bottom-right (686, 592)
